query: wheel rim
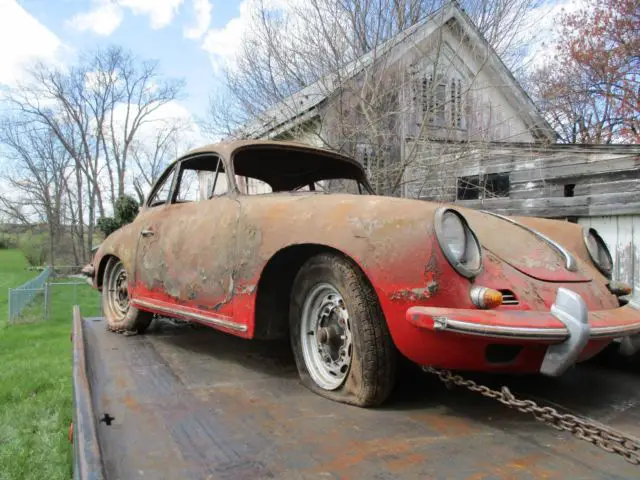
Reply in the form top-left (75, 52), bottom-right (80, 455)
top-left (106, 262), bottom-right (130, 320)
top-left (300, 283), bottom-right (353, 390)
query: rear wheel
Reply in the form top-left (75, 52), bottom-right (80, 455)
top-left (102, 257), bottom-right (152, 333)
top-left (289, 253), bottom-right (396, 407)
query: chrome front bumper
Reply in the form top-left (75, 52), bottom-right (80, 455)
top-left (406, 287), bottom-right (640, 377)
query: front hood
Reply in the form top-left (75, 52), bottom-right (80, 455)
top-left (245, 193), bottom-right (590, 282)
top-left (463, 210), bottom-right (590, 282)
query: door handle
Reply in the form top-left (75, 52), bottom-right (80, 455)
top-left (141, 229), bottom-right (155, 237)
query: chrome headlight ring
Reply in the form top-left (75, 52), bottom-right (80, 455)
top-left (583, 227), bottom-right (613, 278)
top-left (434, 207), bottom-right (483, 278)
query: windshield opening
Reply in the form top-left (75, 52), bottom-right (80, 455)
top-left (232, 145), bottom-right (373, 195)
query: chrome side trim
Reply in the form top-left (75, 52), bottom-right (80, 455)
top-left (482, 211), bottom-right (577, 272)
top-left (133, 298), bottom-right (248, 332)
top-left (431, 316), bottom-right (568, 341)
top-left (591, 323), bottom-right (640, 338)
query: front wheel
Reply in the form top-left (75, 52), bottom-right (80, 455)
top-left (102, 257), bottom-right (153, 333)
top-left (289, 253), bottom-right (396, 407)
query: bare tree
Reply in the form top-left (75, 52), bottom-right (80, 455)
top-left (2, 46), bottom-right (186, 262)
top-left (131, 118), bottom-right (193, 204)
top-left (93, 48), bottom-right (186, 205)
top-left (0, 119), bottom-right (72, 265)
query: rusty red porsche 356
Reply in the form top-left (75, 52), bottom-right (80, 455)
top-left (84, 140), bottom-right (640, 407)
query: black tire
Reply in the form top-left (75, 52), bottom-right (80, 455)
top-left (289, 253), bottom-right (396, 407)
top-left (102, 257), bottom-right (153, 333)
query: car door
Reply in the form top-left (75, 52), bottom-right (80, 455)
top-left (132, 163), bottom-right (178, 298)
top-left (134, 155), bottom-right (241, 321)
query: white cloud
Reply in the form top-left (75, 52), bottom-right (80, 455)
top-left (202, 0), bottom-right (252, 69)
top-left (68, 0), bottom-right (185, 35)
top-left (184, 0), bottom-right (212, 39)
top-left (201, 0), bottom-right (292, 70)
top-left (119, 0), bottom-right (185, 29)
top-left (68, 2), bottom-right (123, 36)
top-left (0, 0), bottom-right (63, 85)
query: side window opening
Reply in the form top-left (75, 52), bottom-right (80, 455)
top-left (176, 168), bottom-right (201, 202)
top-left (148, 168), bottom-right (177, 207)
top-left (175, 156), bottom-right (229, 203)
top-left (237, 176), bottom-right (272, 195)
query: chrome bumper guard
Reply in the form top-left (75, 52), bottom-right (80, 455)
top-left (541, 288), bottom-right (590, 376)
top-left (542, 289), bottom-right (640, 376)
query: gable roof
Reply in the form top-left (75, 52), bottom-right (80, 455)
top-left (235, 2), bottom-right (556, 142)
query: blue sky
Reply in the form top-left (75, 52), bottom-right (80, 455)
top-left (1, 0), bottom-right (248, 124)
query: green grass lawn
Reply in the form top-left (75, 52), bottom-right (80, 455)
top-left (0, 249), bottom-right (100, 480)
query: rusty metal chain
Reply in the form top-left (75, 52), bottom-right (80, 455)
top-left (423, 366), bottom-right (640, 465)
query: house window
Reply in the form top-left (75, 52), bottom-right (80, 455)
top-left (412, 66), bottom-right (466, 129)
top-left (564, 184), bottom-right (575, 197)
top-left (484, 173), bottom-right (510, 198)
top-left (355, 144), bottom-right (382, 176)
top-left (450, 78), bottom-right (463, 128)
top-left (457, 173), bottom-right (510, 200)
top-left (457, 175), bottom-right (480, 200)
top-left (421, 74), bottom-right (447, 126)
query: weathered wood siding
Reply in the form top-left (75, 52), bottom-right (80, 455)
top-left (407, 143), bottom-right (640, 217)
top-left (579, 215), bottom-right (640, 297)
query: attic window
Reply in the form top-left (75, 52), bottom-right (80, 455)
top-left (450, 78), bottom-right (463, 128)
top-left (412, 66), bottom-right (466, 130)
top-left (355, 144), bottom-right (377, 176)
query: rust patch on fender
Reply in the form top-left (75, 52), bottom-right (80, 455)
top-left (390, 282), bottom-right (439, 302)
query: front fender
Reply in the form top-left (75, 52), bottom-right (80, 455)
top-left (235, 194), bottom-right (472, 346)
top-left (92, 223), bottom-right (140, 289)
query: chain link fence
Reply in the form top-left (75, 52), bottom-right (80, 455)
top-left (7, 267), bottom-right (52, 324)
top-left (7, 267), bottom-right (102, 324)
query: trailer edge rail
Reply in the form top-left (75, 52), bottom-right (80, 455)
top-left (72, 305), bottom-right (106, 480)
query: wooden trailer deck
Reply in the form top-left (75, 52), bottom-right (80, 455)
top-left (72, 308), bottom-right (640, 479)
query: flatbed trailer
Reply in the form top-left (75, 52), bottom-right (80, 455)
top-left (71, 307), bottom-right (640, 479)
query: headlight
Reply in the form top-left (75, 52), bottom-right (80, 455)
top-left (435, 208), bottom-right (482, 278)
top-left (583, 228), bottom-right (613, 278)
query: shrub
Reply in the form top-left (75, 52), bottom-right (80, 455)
top-left (97, 195), bottom-right (140, 237)
top-left (97, 217), bottom-right (120, 237)
top-left (20, 239), bottom-right (48, 266)
top-left (115, 195), bottom-right (139, 225)
top-left (0, 237), bottom-right (14, 249)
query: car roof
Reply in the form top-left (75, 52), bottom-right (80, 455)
top-left (181, 140), bottom-right (362, 167)
top-left (175, 140), bottom-right (370, 192)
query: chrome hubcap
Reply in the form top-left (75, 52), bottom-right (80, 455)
top-left (107, 263), bottom-right (130, 318)
top-left (300, 283), bottom-right (352, 390)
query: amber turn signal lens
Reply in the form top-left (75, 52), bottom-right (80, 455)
top-left (470, 286), bottom-right (503, 309)
top-left (608, 281), bottom-right (632, 296)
